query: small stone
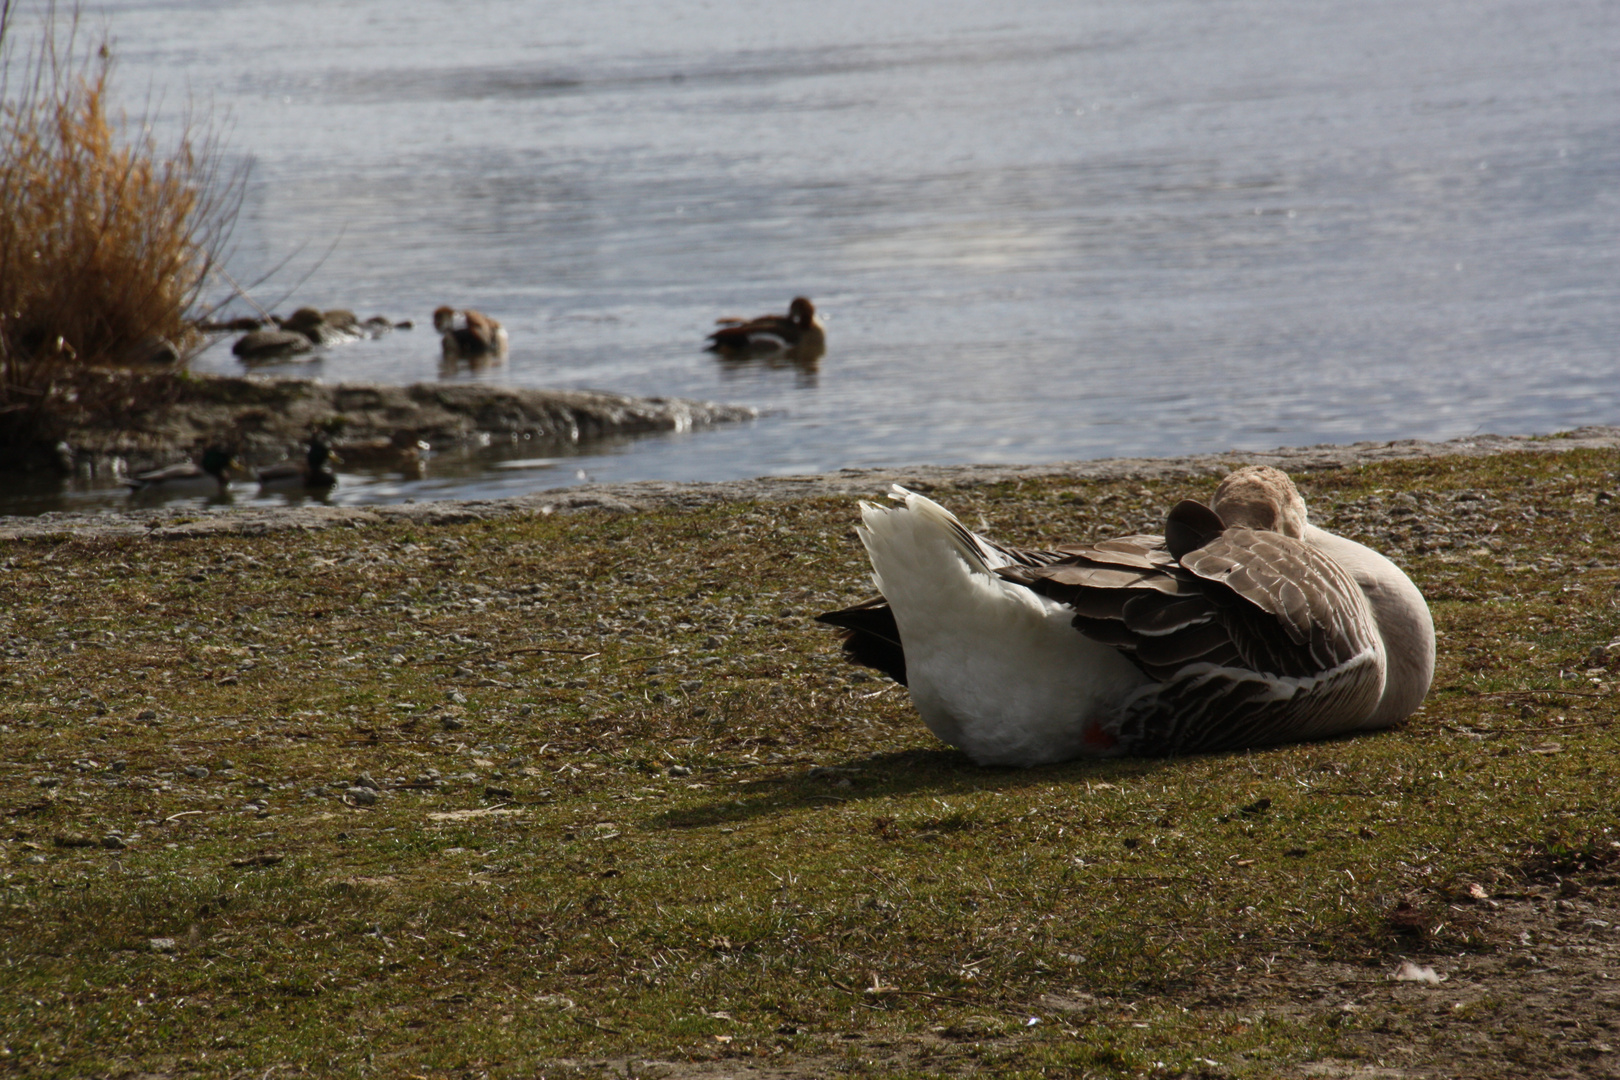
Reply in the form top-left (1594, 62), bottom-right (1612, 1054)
top-left (484, 785), bottom-right (514, 799)
top-left (445, 690), bottom-right (467, 705)
top-left (136, 710), bottom-right (158, 721)
top-left (668, 765), bottom-right (691, 777)
top-left (345, 786), bottom-right (378, 806)
top-left (149, 937), bottom-right (178, 953)
top-left (441, 716), bottom-right (466, 731)
top-left (184, 765), bottom-right (210, 779)
top-left (102, 834), bottom-right (127, 850)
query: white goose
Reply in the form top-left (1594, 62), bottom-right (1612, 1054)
top-left (816, 466), bottom-right (1435, 765)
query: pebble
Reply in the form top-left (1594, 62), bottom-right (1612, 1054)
top-left (184, 765), bottom-right (210, 779)
top-left (149, 937), bottom-right (178, 953)
top-left (441, 716), bottom-right (466, 731)
top-left (102, 834), bottom-right (127, 850)
top-left (136, 710), bottom-right (158, 721)
top-left (668, 765), bottom-right (691, 777)
top-left (346, 786), bottom-right (378, 806)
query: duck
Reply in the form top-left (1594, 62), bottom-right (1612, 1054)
top-left (706, 296), bottom-right (824, 358)
top-left (256, 438), bottom-right (340, 491)
top-left (433, 306), bottom-right (509, 363)
top-left (125, 447), bottom-right (237, 495)
top-left (816, 466), bottom-right (1435, 765)
top-left (330, 435), bottom-right (429, 480)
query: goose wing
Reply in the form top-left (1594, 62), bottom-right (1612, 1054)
top-left (1003, 503), bottom-right (1386, 755)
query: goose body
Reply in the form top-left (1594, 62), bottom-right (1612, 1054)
top-left (433, 306), bottom-right (508, 362)
top-left (256, 439), bottom-right (339, 491)
top-left (707, 296), bottom-right (824, 357)
top-left (125, 448), bottom-right (235, 495)
top-left (817, 467), bottom-right (1435, 765)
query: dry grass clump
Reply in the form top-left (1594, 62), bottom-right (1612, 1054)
top-left (0, 0), bottom-right (241, 465)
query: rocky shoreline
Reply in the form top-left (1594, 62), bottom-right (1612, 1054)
top-left (36, 371), bottom-right (756, 479)
top-left (6, 424), bottom-right (1618, 541)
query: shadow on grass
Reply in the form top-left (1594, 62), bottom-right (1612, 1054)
top-left (645, 746), bottom-right (1181, 831)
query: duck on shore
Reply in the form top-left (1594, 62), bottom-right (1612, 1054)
top-left (706, 296), bottom-right (824, 360)
top-left (256, 438), bottom-right (340, 491)
top-left (125, 447), bottom-right (237, 495)
top-left (433, 306), bottom-right (509, 363)
top-left (817, 466), bottom-right (1435, 765)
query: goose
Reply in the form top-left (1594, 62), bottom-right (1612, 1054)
top-left (256, 438), bottom-right (340, 491)
top-left (816, 466), bottom-right (1435, 765)
top-left (706, 296), bottom-right (824, 358)
top-left (433, 306), bottom-right (509, 362)
top-left (125, 447), bottom-right (236, 495)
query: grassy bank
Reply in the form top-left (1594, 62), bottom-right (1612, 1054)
top-left (2, 450), bottom-right (1618, 1078)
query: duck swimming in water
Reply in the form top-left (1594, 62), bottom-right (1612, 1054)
top-left (433, 306), bottom-right (509, 363)
top-left (256, 438), bottom-right (340, 491)
top-left (817, 466), bottom-right (1435, 765)
top-left (706, 296), bottom-right (824, 359)
top-left (125, 447), bottom-right (237, 495)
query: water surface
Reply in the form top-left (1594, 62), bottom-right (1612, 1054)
top-left (16, 0), bottom-right (1620, 513)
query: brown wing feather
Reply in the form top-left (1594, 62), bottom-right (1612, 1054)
top-left (1004, 522), bottom-right (1385, 754)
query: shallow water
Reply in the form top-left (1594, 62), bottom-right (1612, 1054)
top-left (11, 0), bottom-right (1620, 514)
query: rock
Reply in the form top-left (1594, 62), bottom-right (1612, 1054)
top-left (345, 786), bottom-right (378, 806)
top-left (183, 765), bottom-right (210, 779)
top-left (135, 709), bottom-right (158, 721)
top-left (126, 335), bottom-right (181, 365)
top-left (199, 316), bottom-right (265, 332)
top-left (149, 937), bottom-right (177, 953)
top-left (102, 834), bottom-right (127, 849)
top-left (441, 716), bottom-right (466, 731)
top-left (233, 329), bottom-right (315, 361)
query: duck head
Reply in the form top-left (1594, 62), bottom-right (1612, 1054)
top-left (200, 447), bottom-right (238, 480)
top-left (788, 296), bottom-right (817, 328)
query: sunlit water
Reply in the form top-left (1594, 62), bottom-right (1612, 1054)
top-left (9, 0), bottom-right (1619, 515)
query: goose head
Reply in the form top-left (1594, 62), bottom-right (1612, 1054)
top-left (1210, 465), bottom-right (1308, 537)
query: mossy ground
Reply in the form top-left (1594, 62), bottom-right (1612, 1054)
top-left (2, 450), bottom-right (1618, 1078)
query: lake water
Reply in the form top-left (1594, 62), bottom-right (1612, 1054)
top-left (11, 0), bottom-right (1620, 513)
